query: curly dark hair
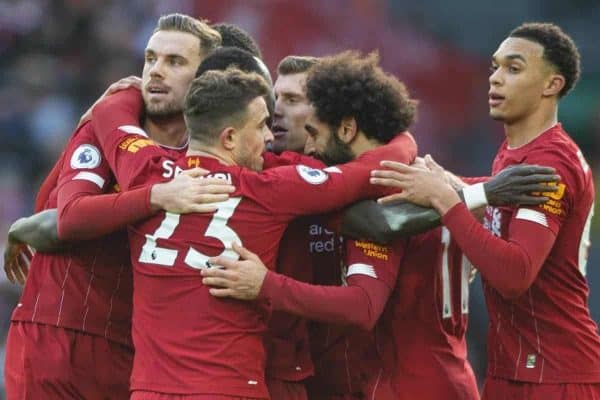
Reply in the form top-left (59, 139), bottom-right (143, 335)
top-left (509, 22), bottom-right (580, 97)
top-left (306, 51), bottom-right (417, 144)
top-left (211, 23), bottom-right (262, 59)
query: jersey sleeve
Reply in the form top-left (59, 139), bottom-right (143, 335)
top-left (460, 176), bottom-right (490, 185)
top-left (442, 202), bottom-right (556, 299)
top-left (90, 88), bottom-right (167, 190)
top-left (55, 123), bottom-right (155, 240)
top-left (263, 151), bottom-right (326, 169)
top-left (243, 133), bottom-right (418, 221)
top-left (344, 238), bottom-right (405, 291)
top-left (518, 148), bottom-right (577, 236)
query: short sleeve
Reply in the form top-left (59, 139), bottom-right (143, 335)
top-left (344, 238), bottom-right (406, 290)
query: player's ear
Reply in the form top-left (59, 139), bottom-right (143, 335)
top-left (543, 73), bottom-right (565, 97)
top-left (337, 117), bottom-right (358, 144)
top-left (220, 127), bottom-right (237, 151)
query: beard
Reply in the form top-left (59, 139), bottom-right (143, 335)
top-left (143, 94), bottom-right (183, 120)
top-left (314, 129), bottom-right (354, 166)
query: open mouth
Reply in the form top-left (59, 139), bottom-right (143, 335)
top-left (146, 83), bottom-right (170, 95)
top-left (488, 92), bottom-right (505, 106)
top-left (271, 124), bottom-right (287, 138)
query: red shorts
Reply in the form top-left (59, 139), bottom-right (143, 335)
top-left (482, 376), bottom-right (600, 400)
top-left (130, 391), bottom-right (261, 399)
top-left (266, 378), bottom-right (308, 400)
top-left (4, 321), bottom-right (133, 400)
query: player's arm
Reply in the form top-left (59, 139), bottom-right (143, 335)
top-left (345, 163), bottom-right (561, 244)
top-left (202, 241), bottom-right (403, 330)
top-left (371, 160), bottom-right (566, 300)
top-left (7, 210), bottom-right (61, 252)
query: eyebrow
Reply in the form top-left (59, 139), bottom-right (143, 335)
top-left (493, 54), bottom-right (527, 63)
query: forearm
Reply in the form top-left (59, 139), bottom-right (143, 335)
top-left (442, 203), bottom-right (554, 299)
top-left (58, 185), bottom-right (153, 241)
top-left (8, 210), bottom-right (63, 252)
top-left (341, 200), bottom-right (440, 243)
top-left (259, 271), bottom-right (388, 330)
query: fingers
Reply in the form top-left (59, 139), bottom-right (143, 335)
top-left (202, 276), bottom-right (234, 288)
top-left (379, 160), bottom-right (415, 173)
top-left (377, 192), bottom-right (408, 205)
top-left (231, 242), bottom-right (259, 262)
top-left (106, 76), bottom-right (142, 95)
top-left (513, 174), bottom-right (561, 187)
top-left (515, 195), bottom-right (550, 206)
top-left (370, 176), bottom-right (408, 190)
top-left (513, 183), bottom-right (559, 193)
top-left (191, 182), bottom-right (236, 194)
top-left (207, 255), bottom-right (240, 270)
top-left (181, 167), bottom-right (211, 177)
top-left (410, 157), bottom-right (427, 170)
top-left (4, 263), bottom-right (16, 284)
top-left (510, 165), bottom-right (557, 176)
top-left (208, 288), bottom-right (236, 298)
top-left (424, 154), bottom-right (444, 172)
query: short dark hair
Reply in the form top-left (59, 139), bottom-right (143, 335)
top-left (195, 47), bottom-right (274, 123)
top-left (306, 51), bottom-right (417, 144)
top-left (154, 13), bottom-right (221, 56)
top-left (277, 55), bottom-right (319, 75)
top-left (211, 23), bottom-right (262, 59)
top-left (184, 68), bottom-right (270, 145)
top-left (509, 22), bottom-right (580, 97)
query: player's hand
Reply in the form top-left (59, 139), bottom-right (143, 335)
top-left (484, 164), bottom-right (560, 206)
top-left (78, 76), bottom-right (142, 127)
top-left (201, 243), bottom-right (267, 300)
top-left (3, 237), bottom-right (33, 285)
top-left (150, 168), bottom-right (236, 214)
top-left (371, 156), bottom-right (460, 212)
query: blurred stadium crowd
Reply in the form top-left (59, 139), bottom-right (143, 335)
top-left (1, 0), bottom-right (599, 397)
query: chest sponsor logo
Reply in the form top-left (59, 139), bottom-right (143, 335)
top-left (119, 137), bottom-right (155, 153)
top-left (308, 224), bottom-right (336, 253)
top-left (70, 144), bottom-right (101, 169)
top-left (354, 240), bottom-right (389, 261)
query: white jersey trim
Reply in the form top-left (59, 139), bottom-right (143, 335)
top-left (73, 171), bottom-right (106, 189)
top-left (118, 125), bottom-right (148, 137)
top-left (515, 208), bottom-right (549, 228)
top-left (346, 263), bottom-right (378, 279)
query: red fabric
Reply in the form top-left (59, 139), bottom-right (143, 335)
top-left (266, 378), bottom-right (308, 400)
top-left (58, 181), bottom-right (152, 241)
top-left (35, 150), bottom-right (66, 212)
top-left (11, 123), bottom-right (134, 347)
top-left (482, 376), bottom-right (600, 400)
top-left (443, 202), bottom-right (555, 299)
top-left (87, 89), bottom-right (417, 397)
top-left (4, 321), bottom-right (132, 400)
top-left (131, 392), bottom-right (260, 400)
top-left (466, 124), bottom-right (600, 383)
top-left (460, 176), bottom-right (489, 185)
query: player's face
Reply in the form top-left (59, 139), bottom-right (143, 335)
top-left (272, 73), bottom-right (312, 154)
top-left (142, 30), bottom-right (203, 118)
top-left (489, 37), bottom-right (554, 124)
top-left (304, 110), bottom-right (354, 166)
top-left (234, 97), bottom-right (274, 172)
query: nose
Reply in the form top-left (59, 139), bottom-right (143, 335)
top-left (489, 67), bottom-right (502, 87)
top-left (264, 126), bottom-right (274, 144)
top-left (273, 97), bottom-right (284, 118)
top-left (304, 136), bottom-right (315, 156)
top-left (149, 58), bottom-right (165, 79)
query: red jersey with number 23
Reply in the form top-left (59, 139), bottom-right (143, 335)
top-left (91, 97), bottom-right (415, 398)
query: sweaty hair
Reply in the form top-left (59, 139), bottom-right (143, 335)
top-left (509, 22), bottom-right (580, 97)
top-left (154, 13), bottom-right (222, 56)
top-left (184, 68), bottom-right (270, 145)
top-left (211, 23), bottom-right (262, 59)
top-left (277, 55), bottom-right (319, 75)
top-left (306, 51), bottom-right (417, 144)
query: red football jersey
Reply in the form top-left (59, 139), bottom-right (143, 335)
top-left (91, 119), bottom-right (414, 397)
top-left (365, 229), bottom-right (479, 399)
top-left (481, 124), bottom-right (600, 383)
top-left (11, 123), bottom-right (133, 347)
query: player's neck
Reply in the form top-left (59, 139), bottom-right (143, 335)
top-left (504, 106), bottom-right (558, 149)
top-left (350, 133), bottom-right (381, 158)
top-left (143, 115), bottom-right (188, 148)
top-left (187, 142), bottom-right (233, 166)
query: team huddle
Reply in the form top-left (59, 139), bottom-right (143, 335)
top-left (3, 12), bottom-right (600, 400)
